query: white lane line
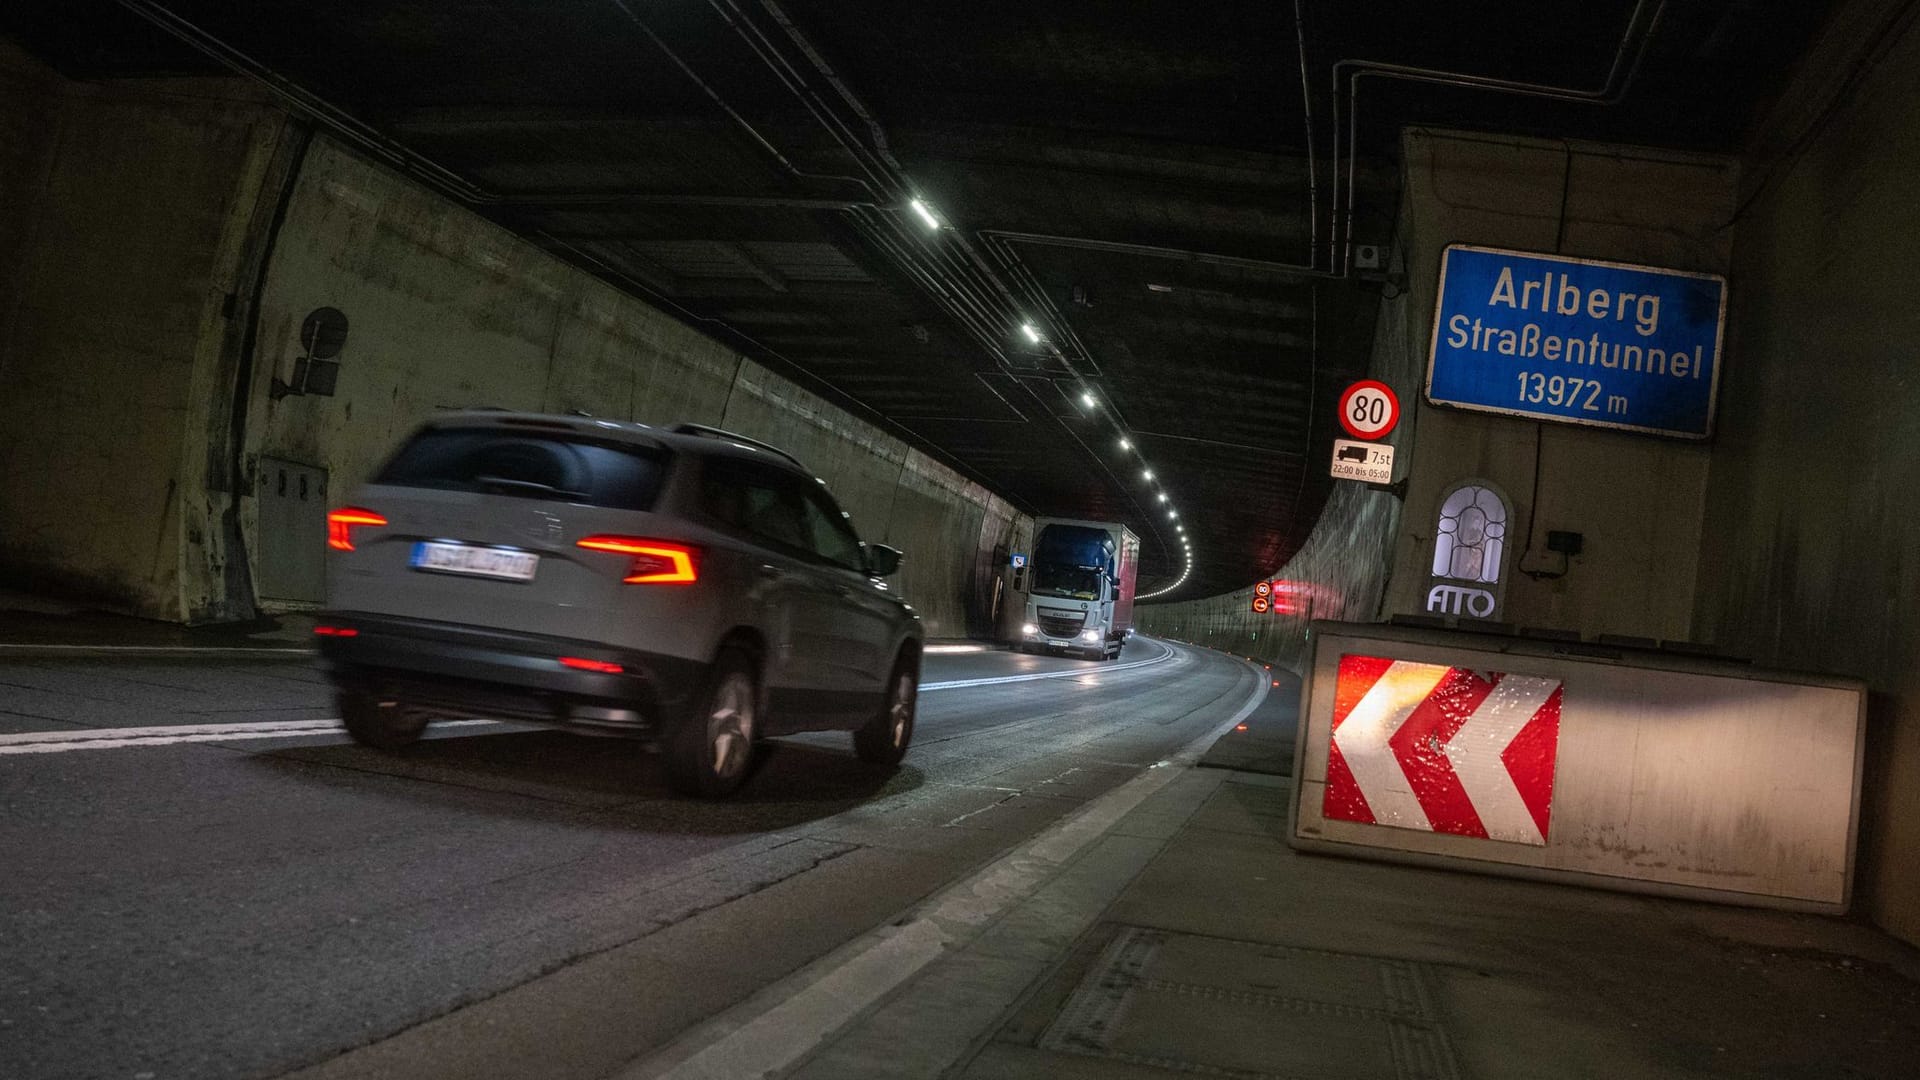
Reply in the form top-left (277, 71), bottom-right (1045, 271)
top-left (0, 642), bottom-right (1179, 755)
top-left (626, 645), bottom-right (1266, 1080)
top-left (921, 644), bottom-right (989, 655)
top-left (0, 719), bottom-right (498, 755)
top-left (921, 641), bottom-right (1175, 691)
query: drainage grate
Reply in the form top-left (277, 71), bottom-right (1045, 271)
top-left (1037, 926), bottom-right (1461, 1080)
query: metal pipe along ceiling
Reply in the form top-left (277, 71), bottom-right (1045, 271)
top-left (689, 1), bottom-right (1187, 573)
top-left (1325, 0), bottom-right (1669, 273)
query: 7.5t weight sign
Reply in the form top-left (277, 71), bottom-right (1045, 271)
top-left (1338, 381), bottom-right (1399, 441)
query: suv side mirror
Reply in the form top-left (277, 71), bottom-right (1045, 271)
top-left (863, 543), bottom-right (903, 578)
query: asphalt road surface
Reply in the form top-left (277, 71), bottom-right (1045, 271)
top-left (0, 639), bottom-right (1264, 1080)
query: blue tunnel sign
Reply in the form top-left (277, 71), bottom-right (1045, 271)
top-left (1426, 245), bottom-right (1726, 439)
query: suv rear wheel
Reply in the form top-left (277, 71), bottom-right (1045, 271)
top-left (666, 648), bottom-right (759, 796)
top-left (339, 691), bottom-right (429, 751)
top-left (854, 658), bottom-right (916, 766)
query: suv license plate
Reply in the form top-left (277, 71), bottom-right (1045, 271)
top-left (411, 541), bottom-right (539, 582)
top-left (1048, 639), bottom-right (1071, 648)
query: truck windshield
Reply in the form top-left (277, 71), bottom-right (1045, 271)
top-left (1031, 524), bottom-right (1115, 600)
top-left (1033, 564), bottom-right (1102, 600)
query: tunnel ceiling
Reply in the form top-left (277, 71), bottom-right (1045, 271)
top-left (9, 1), bottom-right (1833, 600)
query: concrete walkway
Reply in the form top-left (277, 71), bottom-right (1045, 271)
top-left (0, 590), bottom-right (316, 658)
top-left (657, 669), bottom-right (1920, 1080)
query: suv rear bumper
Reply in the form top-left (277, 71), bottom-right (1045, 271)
top-left (313, 613), bottom-right (706, 739)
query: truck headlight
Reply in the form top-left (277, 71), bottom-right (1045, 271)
top-left (1080, 629), bottom-right (1101, 643)
top-left (1021, 623), bottom-right (1039, 637)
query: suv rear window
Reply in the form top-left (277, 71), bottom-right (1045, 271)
top-left (376, 427), bottom-right (669, 511)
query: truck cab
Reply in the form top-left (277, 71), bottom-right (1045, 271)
top-left (1005, 518), bottom-right (1139, 661)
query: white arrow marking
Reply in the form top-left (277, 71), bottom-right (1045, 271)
top-left (1332, 660), bottom-right (1449, 829)
top-left (1443, 674), bottom-right (1559, 844)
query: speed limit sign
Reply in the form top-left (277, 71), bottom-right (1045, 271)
top-left (1254, 581), bottom-right (1272, 598)
top-left (1338, 380), bottom-right (1400, 441)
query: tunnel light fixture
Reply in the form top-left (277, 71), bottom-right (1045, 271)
top-left (1081, 391), bottom-right (1097, 409)
top-left (1020, 322), bottom-right (1041, 344)
top-left (1156, 493), bottom-right (1168, 503)
top-left (909, 198), bottom-right (941, 230)
top-left (1118, 437), bottom-right (1131, 451)
top-left (1141, 469), bottom-right (1153, 481)
top-left (1169, 509), bottom-right (1179, 519)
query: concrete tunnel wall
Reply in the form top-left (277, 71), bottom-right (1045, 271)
top-left (247, 139), bottom-right (1027, 638)
top-left (0, 43), bottom-right (290, 618)
top-left (1140, 128), bottom-right (1737, 672)
top-left (0, 47), bottom-right (1029, 637)
top-left (1691, 0), bottom-right (1920, 945)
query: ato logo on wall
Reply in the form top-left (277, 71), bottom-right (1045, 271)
top-left (1426, 480), bottom-right (1511, 621)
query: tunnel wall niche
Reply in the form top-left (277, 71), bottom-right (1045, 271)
top-left (240, 138), bottom-right (1023, 638)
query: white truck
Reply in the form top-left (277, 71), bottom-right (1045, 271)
top-left (1005, 517), bottom-right (1140, 661)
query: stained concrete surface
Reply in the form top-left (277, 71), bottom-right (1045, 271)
top-left (0, 640), bottom-right (1256, 1080)
top-left (1196, 669), bottom-right (1297, 776)
top-left (1689, 0), bottom-right (1920, 947)
top-left (798, 758), bottom-right (1920, 1080)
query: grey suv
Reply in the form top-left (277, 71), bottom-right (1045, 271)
top-left (313, 412), bottom-right (923, 796)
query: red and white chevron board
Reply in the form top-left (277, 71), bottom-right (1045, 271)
top-left (1323, 655), bottom-right (1564, 845)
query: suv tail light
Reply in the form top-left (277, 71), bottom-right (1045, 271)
top-left (575, 536), bottom-right (699, 584)
top-left (327, 508), bottom-right (388, 551)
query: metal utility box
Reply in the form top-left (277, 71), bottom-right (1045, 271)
top-left (256, 457), bottom-right (328, 604)
top-left (1289, 622), bottom-right (1866, 913)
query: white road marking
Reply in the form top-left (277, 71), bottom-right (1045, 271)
top-left (1442, 674), bottom-right (1559, 844)
top-left (0, 642), bottom-right (1178, 756)
top-left (1331, 660), bottom-right (1449, 830)
top-left (0, 719), bottom-right (498, 755)
top-left (921, 644), bottom-right (989, 655)
top-left (921, 640), bottom-right (1175, 690)
top-left (626, 645), bottom-right (1267, 1080)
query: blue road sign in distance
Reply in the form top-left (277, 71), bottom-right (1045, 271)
top-left (1426, 245), bottom-right (1725, 439)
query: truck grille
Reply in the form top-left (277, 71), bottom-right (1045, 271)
top-left (1037, 609), bottom-right (1085, 638)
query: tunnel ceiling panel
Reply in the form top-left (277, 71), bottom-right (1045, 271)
top-left (5, 0), bottom-right (1836, 599)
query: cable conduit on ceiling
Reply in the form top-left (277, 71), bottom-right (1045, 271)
top-left (702, 0), bottom-right (1205, 584)
top-left (1327, 0), bottom-right (1668, 273)
top-left (115, 0), bottom-right (493, 204)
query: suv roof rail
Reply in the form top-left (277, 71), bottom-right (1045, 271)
top-left (670, 423), bottom-right (808, 470)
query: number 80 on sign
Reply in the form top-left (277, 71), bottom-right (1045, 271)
top-left (1338, 380), bottom-right (1400, 441)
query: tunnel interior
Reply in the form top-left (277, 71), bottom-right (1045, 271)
top-left (8, 0), bottom-right (1920, 981)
